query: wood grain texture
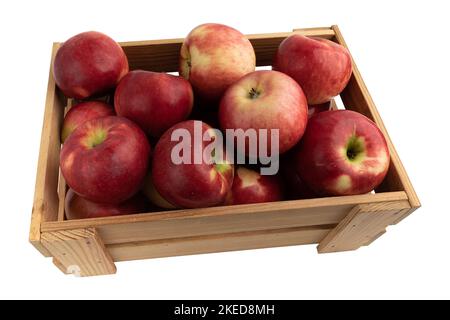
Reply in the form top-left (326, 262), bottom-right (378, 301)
top-left (391, 207), bottom-right (419, 225)
top-left (108, 225), bottom-right (334, 262)
top-left (120, 28), bottom-right (335, 72)
top-left (317, 200), bottom-right (411, 253)
top-left (97, 205), bottom-right (349, 245)
top-left (42, 193), bottom-right (408, 250)
top-left (42, 191), bottom-right (408, 233)
top-left (29, 42), bottom-right (65, 257)
top-left (332, 25), bottom-right (420, 209)
top-left (41, 228), bottom-right (116, 276)
top-left (52, 257), bottom-right (69, 274)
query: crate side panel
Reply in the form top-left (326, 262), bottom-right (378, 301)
top-left (122, 42), bottom-right (182, 72)
top-left (97, 204), bottom-right (349, 245)
top-left (30, 43), bottom-right (65, 256)
top-left (108, 225), bottom-right (332, 262)
top-left (333, 25), bottom-right (420, 208)
top-left (41, 191), bottom-right (409, 233)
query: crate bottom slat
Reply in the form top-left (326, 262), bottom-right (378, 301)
top-left (107, 225), bottom-right (334, 262)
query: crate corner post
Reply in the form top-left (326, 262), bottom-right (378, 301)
top-left (41, 228), bottom-right (117, 277)
top-left (317, 200), bottom-right (411, 253)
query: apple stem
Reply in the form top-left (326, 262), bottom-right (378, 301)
top-left (248, 88), bottom-right (260, 99)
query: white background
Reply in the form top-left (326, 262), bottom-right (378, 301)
top-left (0, 0), bottom-right (449, 299)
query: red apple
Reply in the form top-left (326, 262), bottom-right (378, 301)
top-left (179, 23), bottom-right (255, 103)
top-left (65, 188), bottom-right (149, 219)
top-left (114, 70), bottom-right (194, 138)
top-left (54, 31), bottom-right (129, 99)
top-left (273, 34), bottom-right (352, 105)
top-left (142, 173), bottom-right (177, 209)
top-left (308, 101), bottom-right (332, 119)
top-left (61, 101), bottom-right (114, 143)
top-left (152, 120), bottom-right (234, 208)
top-left (219, 70), bottom-right (308, 155)
top-left (60, 116), bottom-right (150, 204)
top-left (225, 167), bottom-right (283, 205)
top-left (294, 110), bottom-right (390, 196)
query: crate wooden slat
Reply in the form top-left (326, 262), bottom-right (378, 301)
top-left (30, 26), bottom-right (420, 276)
top-left (30, 42), bottom-right (65, 257)
top-left (42, 228), bottom-right (116, 277)
top-left (108, 225), bottom-right (334, 262)
top-left (41, 191), bottom-right (408, 245)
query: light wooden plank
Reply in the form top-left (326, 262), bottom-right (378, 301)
top-left (291, 26), bottom-right (335, 36)
top-left (363, 230), bottom-right (386, 247)
top-left (97, 205), bottom-right (347, 245)
top-left (332, 25), bottom-right (420, 209)
top-left (41, 228), bottom-right (116, 276)
top-left (41, 191), bottom-right (408, 234)
top-left (29, 42), bottom-right (65, 257)
top-left (390, 207), bottom-right (418, 225)
top-left (317, 200), bottom-right (411, 253)
top-left (95, 193), bottom-right (405, 245)
top-left (52, 257), bottom-right (69, 274)
top-left (108, 225), bottom-right (333, 262)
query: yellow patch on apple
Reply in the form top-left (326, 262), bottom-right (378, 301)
top-left (335, 174), bottom-right (352, 193)
top-left (238, 167), bottom-right (260, 188)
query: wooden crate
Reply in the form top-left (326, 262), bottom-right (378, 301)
top-left (29, 25), bottom-right (420, 276)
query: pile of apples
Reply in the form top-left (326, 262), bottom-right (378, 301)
top-left (55, 23), bottom-right (390, 220)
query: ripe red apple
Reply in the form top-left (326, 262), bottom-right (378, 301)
top-left (114, 70), bottom-right (194, 138)
top-left (225, 167), bottom-right (283, 205)
top-left (54, 31), bottom-right (129, 99)
top-left (219, 70), bottom-right (308, 155)
top-left (273, 34), bottom-right (352, 105)
top-left (60, 116), bottom-right (150, 204)
top-left (179, 23), bottom-right (255, 103)
top-left (294, 110), bottom-right (390, 196)
top-left (61, 101), bottom-right (114, 143)
top-left (142, 173), bottom-right (176, 209)
top-left (65, 188), bottom-right (149, 219)
top-left (152, 120), bottom-right (234, 208)
top-left (308, 101), bottom-right (331, 119)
